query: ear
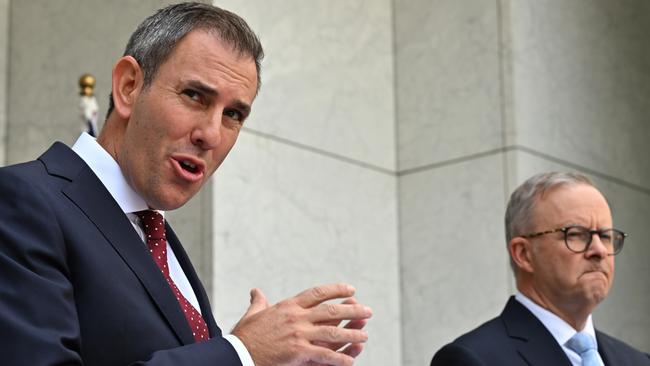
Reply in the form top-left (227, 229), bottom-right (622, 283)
top-left (111, 56), bottom-right (144, 120)
top-left (509, 237), bottom-right (535, 274)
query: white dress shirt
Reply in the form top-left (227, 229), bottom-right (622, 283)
top-left (515, 292), bottom-right (605, 366)
top-left (72, 133), bottom-right (254, 366)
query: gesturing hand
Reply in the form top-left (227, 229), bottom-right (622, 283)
top-left (231, 283), bottom-right (372, 366)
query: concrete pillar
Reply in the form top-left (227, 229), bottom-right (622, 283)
top-left (210, 2), bottom-right (400, 365)
top-left (397, 1), bottom-right (650, 365)
top-left (507, 0), bottom-right (650, 350)
top-left (395, 1), bottom-right (511, 364)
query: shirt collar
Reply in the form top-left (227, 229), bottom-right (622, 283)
top-left (71, 132), bottom-right (150, 214)
top-left (515, 291), bottom-right (598, 347)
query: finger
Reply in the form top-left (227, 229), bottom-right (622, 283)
top-left (307, 344), bottom-right (355, 366)
top-left (308, 302), bottom-right (372, 323)
top-left (316, 319), bottom-right (369, 351)
top-left (340, 342), bottom-right (364, 358)
top-left (294, 284), bottom-right (355, 308)
top-left (316, 298), bottom-right (360, 327)
top-left (343, 318), bottom-right (367, 330)
top-left (242, 288), bottom-right (269, 319)
top-left (308, 325), bottom-right (368, 346)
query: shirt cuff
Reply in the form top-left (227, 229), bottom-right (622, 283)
top-left (223, 334), bottom-right (255, 366)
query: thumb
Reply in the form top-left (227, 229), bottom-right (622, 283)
top-left (243, 288), bottom-right (269, 318)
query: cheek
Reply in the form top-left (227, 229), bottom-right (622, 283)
top-left (211, 135), bottom-right (238, 161)
top-left (607, 257), bottom-right (615, 276)
top-left (547, 254), bottom-right (578, 283)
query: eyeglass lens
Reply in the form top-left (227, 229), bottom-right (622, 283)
top-left (565, 226), bottom-right (624, 253)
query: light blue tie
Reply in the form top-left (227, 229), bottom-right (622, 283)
top-left (566, 332), bottom-right (603, 366)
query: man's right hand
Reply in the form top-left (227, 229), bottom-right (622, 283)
top-left (231, 283), bottom-right (373, 366)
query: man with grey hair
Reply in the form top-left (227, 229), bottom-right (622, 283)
top-left (0, 3), bottom-right (370, 366)
top-left (431, 172), bottom-right (649, 365)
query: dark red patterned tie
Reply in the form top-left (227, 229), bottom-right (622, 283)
top-left (136, 210), bottom-right (209, 343)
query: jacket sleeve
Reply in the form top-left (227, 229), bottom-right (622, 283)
top-left (0, 169), bottom-right (84, 365)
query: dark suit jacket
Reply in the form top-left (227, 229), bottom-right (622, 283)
top-left (431, 297), bottom-right (650, 365)
top-left (0, 143), bottom-right (242, 365)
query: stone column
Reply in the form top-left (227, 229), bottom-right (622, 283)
top-left (211, 1), bottom-right (400, 365)
top-left (506, 0), bottom-right (650, 351)
top-left (397, 1), bottom-right (650, 365)
top-left (395, 1), bottom-right (511, 365)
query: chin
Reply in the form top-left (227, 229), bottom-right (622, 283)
top-left (585, 287), bottom-right (609, 306)
top-left (146, 193), bottom-right (192, 211)
top-left (161, 198), bottom-right (192, 211)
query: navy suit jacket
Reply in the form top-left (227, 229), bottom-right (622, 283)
top-left (431, 297), bottom-right (650, 365)
top-left (0, 143), bottom-right (242, 365)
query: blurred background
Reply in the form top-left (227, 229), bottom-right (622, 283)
top-left (0, 1), bottom-right (648, 365)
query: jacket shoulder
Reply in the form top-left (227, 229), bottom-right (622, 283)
top-left (0, 142), bottom-right (83, 192)
top-left (432, 316), bottom-right (518, 366)
top-left (597, 330), bottom-right (650, 365)
top-left (454, 316), bottom-right (506, 347)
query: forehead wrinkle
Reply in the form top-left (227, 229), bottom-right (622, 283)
top-left (167, 31), bottom-right (257, 98)
top-left (538, 187), bottom-right (612, 230)
top-left (162, 34), bottom-right (257, 105)
top-left (207, 57), bottom-right (256, 85)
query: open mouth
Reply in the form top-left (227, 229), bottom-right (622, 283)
top-left (171, 155), bottom-right (205, 182)
top-left (179, 160), bottom-right (199, 174)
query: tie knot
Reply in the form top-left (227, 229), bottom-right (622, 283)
top-left (135, 210), bottom-right (166, 240)
top-left (566, 331), bottom-right (597, 355)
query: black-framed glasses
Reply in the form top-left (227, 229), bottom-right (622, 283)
top-left (521, 225), bottom-right (627, 255)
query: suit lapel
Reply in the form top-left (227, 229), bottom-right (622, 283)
top-left (39, 143), bottom-right (195, 345)
top-left (597, 331), bottom-right (614, 366)
top-left (166, 224), bottom-right (221, 338)
top-left (502, 297), bottom-right (573, 365)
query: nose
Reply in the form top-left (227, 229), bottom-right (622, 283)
top-left (190, 108), bottom-right (223, 150)
top-left (585, 233), bottom-right (608, 259)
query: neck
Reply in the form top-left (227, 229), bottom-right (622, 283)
top-left (96, 117), bottom-right (122, 163)
top-left (518, 283), bottom-right (592, 331)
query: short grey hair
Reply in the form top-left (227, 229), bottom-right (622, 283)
top-left (505, 171), bottom-right (596, 248)
top-left (107, 2), bottom-right (264, 117)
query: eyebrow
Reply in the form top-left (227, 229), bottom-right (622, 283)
top-left (185, 80), bottom-right (217, 96)
top-left (232, 100), bottom-right (251, 116)
top-left (185, 79), bottom-right (252, 115)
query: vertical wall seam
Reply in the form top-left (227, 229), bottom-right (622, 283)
top-left (497, 0), bottom-right (511, 209)
top-left (389, 0), bottom-right (406, 364)
top-left (496, 0), bottom-right (516, 294)
top-left (0, 0), bottom-right (11, 166)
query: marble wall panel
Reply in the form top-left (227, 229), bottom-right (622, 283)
top-left (0, 0), bottom-right (8, 165)
top-left (508, 149), bottom-right (650, 351)
top-left (213, 0), bottom-right (396, 171)
top-left (395, 0), bottom-right (504, 171)
top-left (399, 153), bottom-right (510, 366)
top-left (510, 0), bottom-right (650, 189)
top-left (212, 130), bottom-right (400, 365)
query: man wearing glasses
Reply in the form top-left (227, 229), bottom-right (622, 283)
top-left (431, 172), bottom-right (650, 365)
